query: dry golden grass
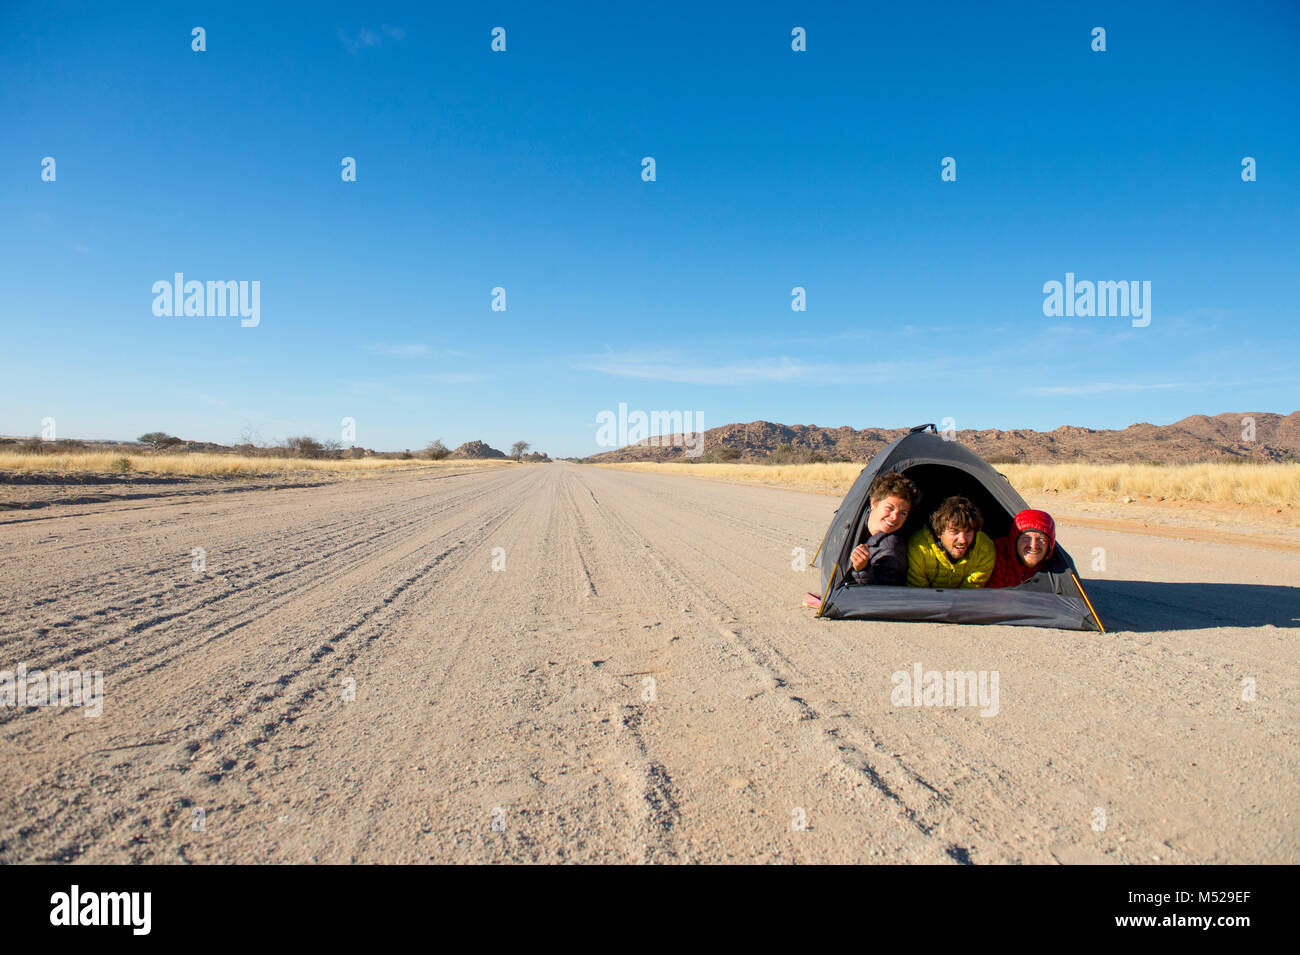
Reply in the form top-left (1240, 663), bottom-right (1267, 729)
top-left (0, 452), bottom-right (512, 478)
top-left (599, 462), bottom-right (861, 493)
top-left (599, 461), bottom-right (1300, 506)
top-left (998, 462), bottom-right (1300, 506)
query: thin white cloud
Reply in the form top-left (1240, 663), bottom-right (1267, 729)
top-left (421, 372), bottom-right (484, 384)
top-left (779, 323), bottom-right (962, 346)
top-left (1029, 373), bottom-right (1297, 397)
top-left (337, 25), bottom-right (405, 53)
top-left (342, 379), bottom-right (421, 403)
top-left (1027, 381), bottom-right (1186, 396)
top-left (342, 371), bottom-right (488, 403)
top-left (572, 350), bottom-right (902, 386)
top-left (365, 343), bottom-right (432, 357)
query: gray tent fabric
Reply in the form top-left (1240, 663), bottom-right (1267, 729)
top-left (812, 425), bottom-right (1103, 631)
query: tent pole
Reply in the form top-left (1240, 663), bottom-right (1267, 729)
top-left (815, 562), bottom-right (839, 618)
top-left (810, 507), bottom-right (840, 568)
top-left (1071, 571), bottom-right (1106, 633)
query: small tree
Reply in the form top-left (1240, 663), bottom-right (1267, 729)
top-left (425, 439), bottom-right (450, 460)
top-left (510, 441), bottom-right (530, 461)
top-left (283, 436), bottom-right (325, 459)
top-left (139, 432), bottom-right (182, 453)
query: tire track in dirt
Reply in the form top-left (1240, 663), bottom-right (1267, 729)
top-left (572, 467), bottom-right (965, 860)
top-left (154, 475), bottom-right (545, 861)
top-left (328, 466), bottom-right (640, 863)
top-left (0, 468), bottom-right (523, 681)
top-left (0, 467), bottom-right (545, 862)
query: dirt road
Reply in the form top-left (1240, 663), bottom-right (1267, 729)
top-left (1, 463), bottom-right (1295, 863)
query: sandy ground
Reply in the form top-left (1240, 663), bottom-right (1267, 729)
top-left (0, 463), bottom-right (1295, 864)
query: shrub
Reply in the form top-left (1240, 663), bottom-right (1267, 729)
top-left (283, 436), bottom-right (325, 459)
top-left (425, 439), bottom-right (450, 460)
top-left (109, 457), bottom-right (132, 473)
top-left (766, 444), bottom-right (826, 465)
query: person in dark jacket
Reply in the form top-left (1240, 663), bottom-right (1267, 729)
top-left (987, 509), bottom-right (1056, 588)
top-left (845, 472), bottom-right (919, 586)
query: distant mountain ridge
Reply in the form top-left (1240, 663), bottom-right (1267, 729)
top-left (0, 435), bottom-right (518, 461)
top-left (583, 412), bottom-right (1300, 465)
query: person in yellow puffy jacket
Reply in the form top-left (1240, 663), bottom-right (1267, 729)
top-left (906, 496), bottom-right (995, 588)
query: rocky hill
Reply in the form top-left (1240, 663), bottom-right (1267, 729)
top-left (449, 440), bottom-right (507, 459)
top-left (584, 412), bottom-right (1300, 465)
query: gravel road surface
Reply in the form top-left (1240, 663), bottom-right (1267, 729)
top-left (1, 463), bottom-right (1295, 863)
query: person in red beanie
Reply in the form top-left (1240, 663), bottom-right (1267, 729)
top-left (987, 509), bottom-right (1056, 589)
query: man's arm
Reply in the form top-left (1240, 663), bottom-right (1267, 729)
top-left (961, 533), bottom-right (996, 588)
top-left (905, 532), bottom-right (929, 587)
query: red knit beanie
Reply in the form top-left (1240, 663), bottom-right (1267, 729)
top-left (1013, 509), bottom-right (1056, 556)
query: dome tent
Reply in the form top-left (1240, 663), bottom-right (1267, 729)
top-left (811, 425), bottom-right (1104, 631)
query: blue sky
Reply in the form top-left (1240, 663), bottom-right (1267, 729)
top-left (3, 1), bottom-right (1297, 457)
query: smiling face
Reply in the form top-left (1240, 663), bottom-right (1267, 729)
top-left (938, 521), bottom-right (976, 560)
top-left (1016, 530), bottom-right (1051, 568)
top-left (866, 495), bottom-right (910, 536)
